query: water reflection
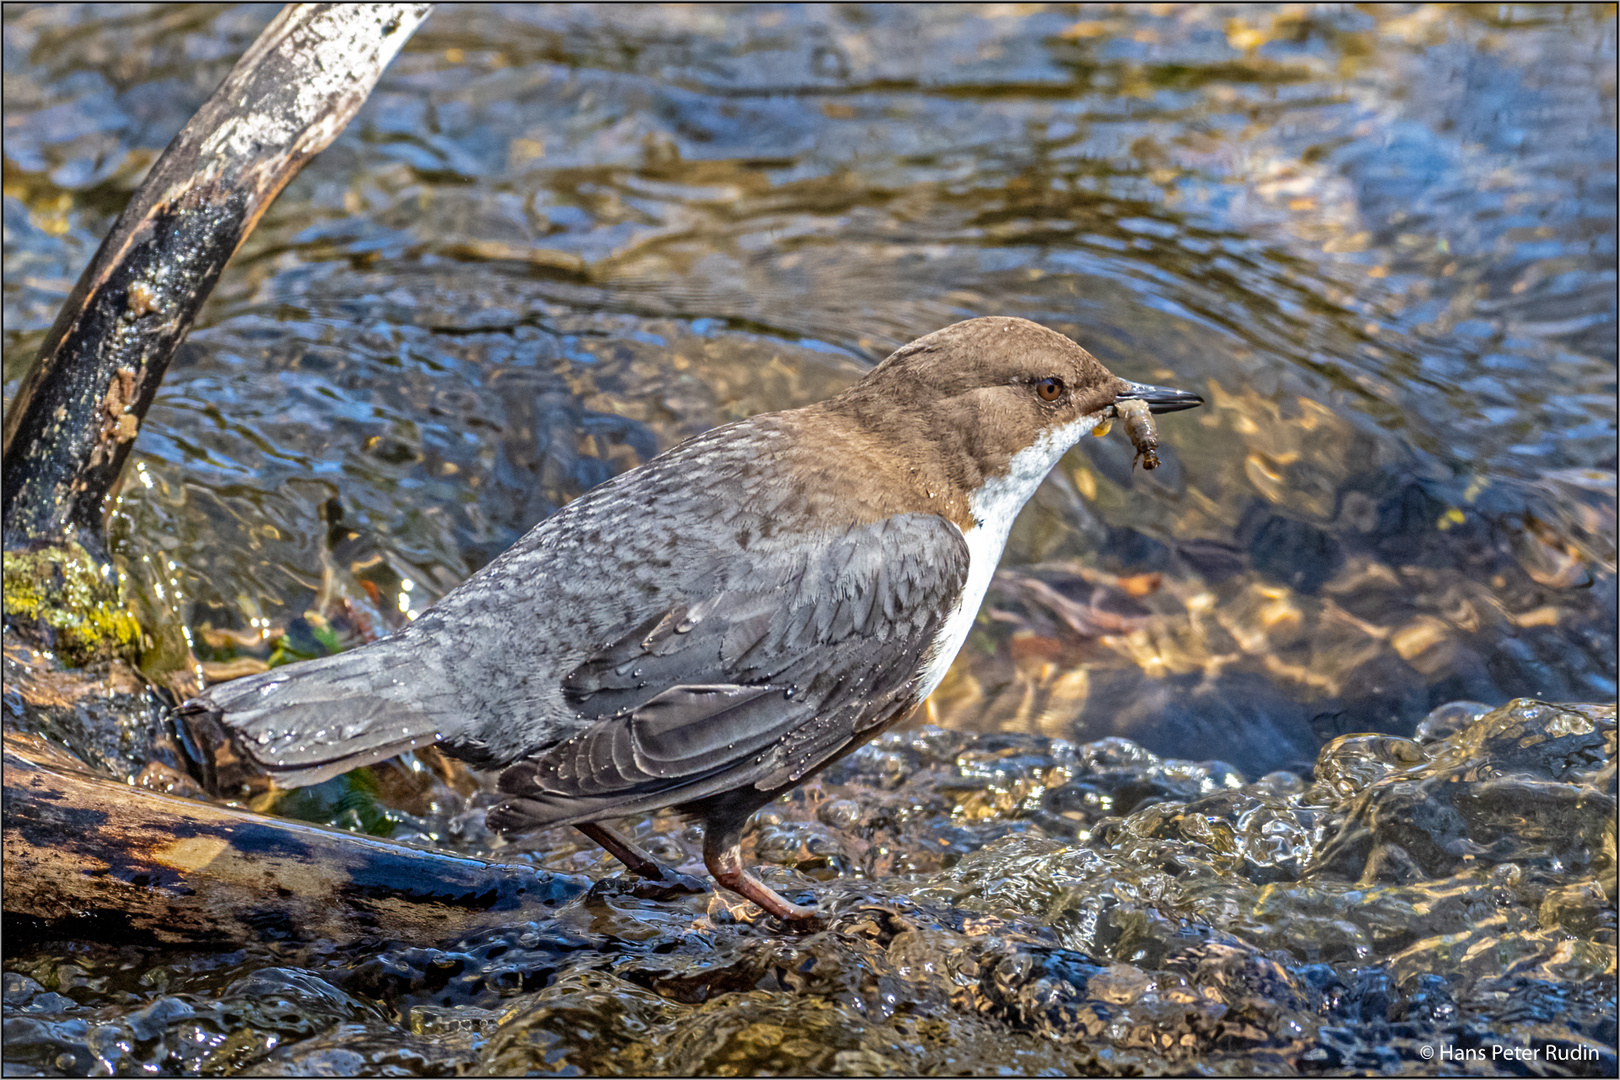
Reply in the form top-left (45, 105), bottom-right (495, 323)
top-left (3, 3), bottom-right (1614, 825)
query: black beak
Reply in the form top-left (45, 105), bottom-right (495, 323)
top-left (1115, 379), bottom-right (1204, 414)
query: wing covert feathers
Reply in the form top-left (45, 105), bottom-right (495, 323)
top-left (491, 512), bottom-right (969, 830)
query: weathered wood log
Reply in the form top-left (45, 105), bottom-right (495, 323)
top-left (1, 3), bottom-right (432, 554)
top-left (2, 732), bottom-right (586, 947)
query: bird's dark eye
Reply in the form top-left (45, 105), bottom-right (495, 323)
top-left (1035, 377), bottom-right (1064, 402)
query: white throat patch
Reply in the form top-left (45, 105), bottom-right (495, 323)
top-left (917, 411), bottom-right (1104, 699)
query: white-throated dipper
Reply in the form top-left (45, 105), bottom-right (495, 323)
top-left (177, 316), bottom-right (1202, 920)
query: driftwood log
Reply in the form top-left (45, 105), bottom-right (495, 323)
top-left (1, 3), bottom-right (432, 553)
top-left (2, 731), bottom-right (587, 947)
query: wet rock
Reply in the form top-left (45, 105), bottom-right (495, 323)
top-left (1244, 510), bottom-right (1345, 596)
top-left (1311, 700), bottom-right (1615, 883)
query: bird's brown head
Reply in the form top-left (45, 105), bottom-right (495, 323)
top-left (827, 317), bottom-right (1199, 505)
top-left (858, 316), bottom-right (1120, 439)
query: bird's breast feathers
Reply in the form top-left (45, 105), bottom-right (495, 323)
top-left (916, 410), bottom-right (1102, 697)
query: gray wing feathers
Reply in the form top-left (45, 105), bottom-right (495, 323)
top-left (561, 516), bottom-right (959, 707)
top-left (493, 512), bottom-right (968, 830)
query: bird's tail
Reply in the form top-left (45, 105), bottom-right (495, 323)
top-left (174, 645), bottom-right (446, 795)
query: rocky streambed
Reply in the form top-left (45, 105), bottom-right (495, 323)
top-left (4, 696), bottom-right (1613, 1076)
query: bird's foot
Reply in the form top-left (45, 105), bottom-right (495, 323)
top-left (622, 871), bottom-right (709, 902)
top-left (716, 868), bottom-right (820, 925)
top-left (574, 821), bottom-right (706, 897)
top-left (702, 828), bottom-right (819, 924)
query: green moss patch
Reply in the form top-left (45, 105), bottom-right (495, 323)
top-left (3, 542), bottom-right (142, 667)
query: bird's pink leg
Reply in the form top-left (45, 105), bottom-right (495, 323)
top-left (575, 821), bottom-right (671, 880)
top-left (703, 821), bottom-right (817, 922)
